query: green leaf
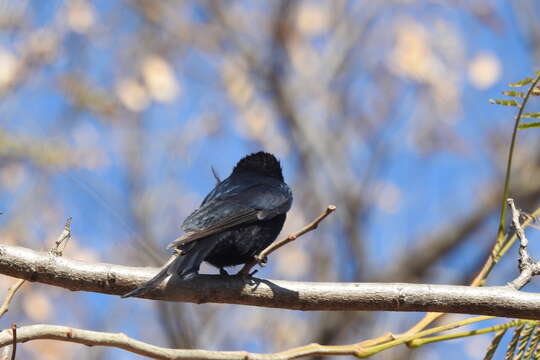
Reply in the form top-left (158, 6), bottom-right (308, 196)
top-left (534, 338), bottom-right (540, 360)
top-left (510, 77), bottom-right (534, 87)
top-left (522, 113), bottom-right (540, 118)
top-left (506, 325), bottom-right (524, 360)
top-left (484, 329), bottom-right (507, 360)
top-left (516, 324), bottom-right (535, 360)
top-left (518, 122), bottom-right (540, 130)
top-left (524, 326), bottom-right (540, 360)
top-left (489, 99), bottom-right (520, 107)
top-left (503, 91), bottom-right (526, 98)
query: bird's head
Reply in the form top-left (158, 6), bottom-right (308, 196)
top-left (232, 152), bottom-right (284, 181)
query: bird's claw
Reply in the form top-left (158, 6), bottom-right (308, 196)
top-left (256, 256), bottom-right (268, 267)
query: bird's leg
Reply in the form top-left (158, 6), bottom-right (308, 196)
top-left (256, 255), bottom-right (268, 267)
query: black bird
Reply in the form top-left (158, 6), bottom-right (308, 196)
top-left (122, 151), bottom-right (292, 298)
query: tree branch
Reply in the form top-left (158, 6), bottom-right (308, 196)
top-left (507, 198), bottom-right (540, 289)
top-left (1, 244), bottom-right (540, 319)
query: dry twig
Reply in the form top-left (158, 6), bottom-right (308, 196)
top-left (49, 216), bottom-right (72, 257)
top-left (0, 217), bottom-right (72, 318)
top-left (239, 205), bottom-right (336, 275)
top-left (0, 281), bottom-right (25, 319)
top-left (506, 198), bottom-right (540, 289)
top-left (0, 324), bottom-right (368, 360)
top-left (9, 325), bottom-right (15, 360)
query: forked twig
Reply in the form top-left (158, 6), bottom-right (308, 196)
top-left (506, 199), bottom-right (540, 289)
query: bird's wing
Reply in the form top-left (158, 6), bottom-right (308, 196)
top-left (167, 182), bottom-right (291, 249)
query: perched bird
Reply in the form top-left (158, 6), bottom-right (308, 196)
top-left (122, 151), bottom-right (292, 298)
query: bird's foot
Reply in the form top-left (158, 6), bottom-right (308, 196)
top-left (219, 267), bottom-right (229, 276)
top-left (252, 255), bottom-right (268, 267)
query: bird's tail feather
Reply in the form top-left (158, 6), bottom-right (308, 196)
top-left (121, 254), bottom-right (179, 298)
top-left (121, 238), bottom-right (219, 298)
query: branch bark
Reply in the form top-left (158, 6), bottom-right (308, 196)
top-left (1, 244), bottom-right (540, 319)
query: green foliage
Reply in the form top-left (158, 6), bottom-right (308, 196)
top-left (509, 77), bottom-right (534, 87)
top-left (505, 324), bottom-right (523, 360)
top-left (484, 329), bottom-right (507, 360)
top-left (518, 122), bottom-right (540, 130)
top-left (523, 326), bottom-right (540, 360)
top-left (521, 113), bottom-right (540, 118)
top-left (515, 323), bottom-right (535, 359)
top-left (502, 91), bottom-right (527, 98)
top-left (482, 71), bottom-right (540, 360)
top-left (489, 99), bottom-right (520, 107)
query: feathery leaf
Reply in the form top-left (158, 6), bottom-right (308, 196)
top-left (506, 325), bottom-right (524, 360)
top-left (516, 323), bottom-right (535, 360)
top-left (523, 325), bottom-right (540, 360)
top-left (518, 122), bottom-right (540, 130)
top-left (489, 99), bottom-right (520, 107)
top-left (510, 78), bottom-right (534, 87)
top-left (484, 329), bottom-right (507, 360)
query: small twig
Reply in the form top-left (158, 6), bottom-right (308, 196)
top-left (0, 217), bottom-right (72, 318)
top-left (239, 205), bottom-right (336, 276)
top-left (10, 324), bottom-right (16, 360)
top-left (211, 166), bottom-right (221, 184)
top-left (49, 216), bottom-right (72, 257)
top-left (0, 280), bottom-right (25, 318)
top-left (506, 199), bottom-right (540, 289)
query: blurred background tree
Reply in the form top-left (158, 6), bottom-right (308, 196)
top-left (1, 1), bottom-right (540, 359)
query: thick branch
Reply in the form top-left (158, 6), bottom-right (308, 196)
top-left (1, 244), bottom-right (540, 319)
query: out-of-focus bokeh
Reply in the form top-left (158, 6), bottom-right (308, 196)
top-left (1, 1), bottom-right (540, 359)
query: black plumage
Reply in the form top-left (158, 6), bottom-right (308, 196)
top-left (122, 151), bottom-right (292, 298)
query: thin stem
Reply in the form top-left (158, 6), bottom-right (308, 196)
top-left (363, 316), bottom-right (495, 356)
top-left (408, 319), bottom-right (528, 348)
top-left (10, 324), bottom-right (17, 360)
top-left (496, 75), bottom-right (540, 247)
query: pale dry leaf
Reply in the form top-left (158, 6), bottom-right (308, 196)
top-left (141, 55), bottom-right (180, 103)
top-left (66, 0), bottom-right (95, 34)
top-left (116, 78), bottom-right (150, 112)
top-left (468, 52), bottom-right (501, 90)
top-left (0, 47), bottom-right (18, 87)
top-left (296, 2), bottom-right (329, 36)
top-left (389, 21), bottom-right (432, 81)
